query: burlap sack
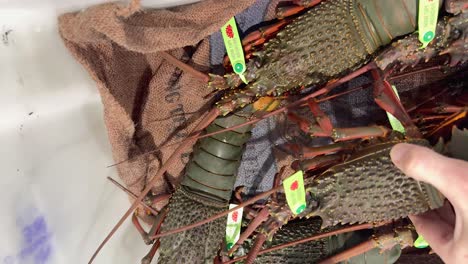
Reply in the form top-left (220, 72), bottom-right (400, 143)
top-left (58, 0), bottom-right (256, 210)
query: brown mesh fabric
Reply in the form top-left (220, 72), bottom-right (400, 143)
top-left (58, 0), bottom-right (256, 210)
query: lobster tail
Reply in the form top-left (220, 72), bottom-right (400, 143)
top-left (159, 107), bottom-right (254, 263)
top-left (158, 189), bottom-right (226, 263)
top-left (181, 108), bottom-right (253, 206)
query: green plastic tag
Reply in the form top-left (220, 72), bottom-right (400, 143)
top-left (414, 235), bottom-right (430, 248)
top-left (225, 204), bottom-right (243, 251)
top-left (386, 85), bottom-right (405, 134)
top-left (221, 17), bottom-right (248, 81)
top-left (418, 0), bottom-right (439, 48)
top-left (283, 171), bottom-right (307, 215)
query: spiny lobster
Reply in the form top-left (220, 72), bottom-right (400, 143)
top-left (88, 0), bottom-right (468, 263)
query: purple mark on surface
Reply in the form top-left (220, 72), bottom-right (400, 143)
top-left (3, 216), bottom-right (53, 264)
top-left (19, 216), bottom-right (52, 264)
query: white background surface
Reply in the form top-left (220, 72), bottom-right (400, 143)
top-left (0, 1), bottom-right (199, 263)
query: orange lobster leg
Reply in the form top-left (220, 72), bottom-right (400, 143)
top-left (292, 154), bottom-right (342, 171)
top-left (416, 105), bottom-right (466, 114)
top-left (277, 0), bottom-right (323, 19)
top-left (136, 208), bottom-right (167, 263)
top-left (307, 99), bottom-right (334, 135)
top-left (371, 69), bottom-right (421, 137)
top-left (132, 213), bottom-right (153, 245)
top-left (241, 20), bottom-right (289, 46)
top-left (224, 20), bottom-right (290, 67)
top-left (227, 207), bottom-right (270, 255)
top-left (332, 126), bottom-right (391, 141)
top-left (228, 0), bottom-right (324, 65)
top-left (141, 240), bottom-right (160, 264)
top-left (427, 110), bottom-right (467, 138)
top-left (289, 99), bottom-right (391, 141)
top-left (318, 226), bottom-right (415, 264)
top-left (227, 166), bottom-right (288, 255)
top-left (283, 142), bottom-right (351, 159)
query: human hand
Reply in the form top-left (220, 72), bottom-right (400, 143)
top-left (390, 143), bottom-right (468, 264)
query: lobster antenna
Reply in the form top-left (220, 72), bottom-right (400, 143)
top-left (107, 177), bottom-right (160, 216)
top-left (107, 63), bottom-right (374, 168)
top-left (89, 108), bottom-right (220, 264)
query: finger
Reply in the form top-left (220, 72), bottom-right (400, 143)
top-left (410, 211), bottom-right (454, 260)
top-left (452, 206), bottom-right (468, 248)
top-left (435, 200), bottom-right (456, 227)
top-left (391, 143), bottom-right (468, 210)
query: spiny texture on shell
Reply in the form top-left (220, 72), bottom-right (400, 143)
top-left (249, 218), bottom-right (328, 263)
top-left (247, 218), bottom-right (401, 264)
top-left (308, 139), bottom-right (444, 227)
top-left (249, 0), bottom-right (372, 95)
top-left (158, 188), bottom-right (225, 264)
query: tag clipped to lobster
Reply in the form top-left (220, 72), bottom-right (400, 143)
top-left (225, 204), bottom-right (243, 251)
top-left (221, 17), bottom-right (248, 83)
top-left (283, 171), bottom-right (307, 215)
top-left (414, 234), bottom-right (430, 249)
top-left (418, 0), bottom-right (439, 48)
top-left (386, 85), bottom-right (406, 133)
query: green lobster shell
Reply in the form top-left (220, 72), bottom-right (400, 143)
top-left (159, 108), bottom-right (253, 263)
top-left (302, 138), bottom-right (445, 227)
top-left (248, 218), bottom-right (401, 264)
top-left (219, 0), bottom-right (442, 113)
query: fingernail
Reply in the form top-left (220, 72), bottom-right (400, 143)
top-left (390, 143), bottom-right (412, 167)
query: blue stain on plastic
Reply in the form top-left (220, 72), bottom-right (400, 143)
top-left (19, 216), bottom-right (52, 264)
top-left (2, 215), bottom-right (53, 264)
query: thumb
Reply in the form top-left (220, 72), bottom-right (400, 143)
top-left (410, 211), bottom-right (454, 261)
top-left (390, 143), bottom-right (468, 211)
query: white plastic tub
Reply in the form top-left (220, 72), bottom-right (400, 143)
top-left (0, 1), bottom-right (199, 263)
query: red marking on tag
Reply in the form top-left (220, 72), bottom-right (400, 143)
top-left (232, 211), bottom-right (238, 222)
top-left (290, 180), bottom-right (298, 191)
top-left (226, 25), bottom-right (234, 39)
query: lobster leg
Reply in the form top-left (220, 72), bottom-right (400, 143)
top-left (132, 204), bottom-right (168, 246)
top-left (241, 202), bottom-right (297, 264)
top-left (132, 213), bottom-right (153, 245)
top-left (416, 105), bottom-right (467, 114)
top-left (242, 20), bottom-right (289, 53)
top-left (226, 166), bottom-right (288, 255)
top-left (276, 0), bottom-right (323, 19)
top-left (292, 154), bottom-right (342, 171)
top-left (141, 240), bottom-right (160, 264)
top-left (222, 19), bottom-right (291, 68)
top-left (289, 99), bottom-right (391, 141)
top-left (225, 0), bottom-right (323, 66)
top-left (136, 207), bottom-right (167, 263)
top-left (300, 99), bottom-right (334, 136)
top-left (371, 69), bottom-right (421, 138)
top-left (241, 0), bottom-right (324, 59)
top-left (318, 226), bottom-right (415, 264)
top-left (224, 222), bottom-right (389, 264)
top-left (227, 0), bottom-right (324, 66)
top-left (283, 141), bottom-right (352, 171)
top-left (427, 110), bottom-right (467, 138)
